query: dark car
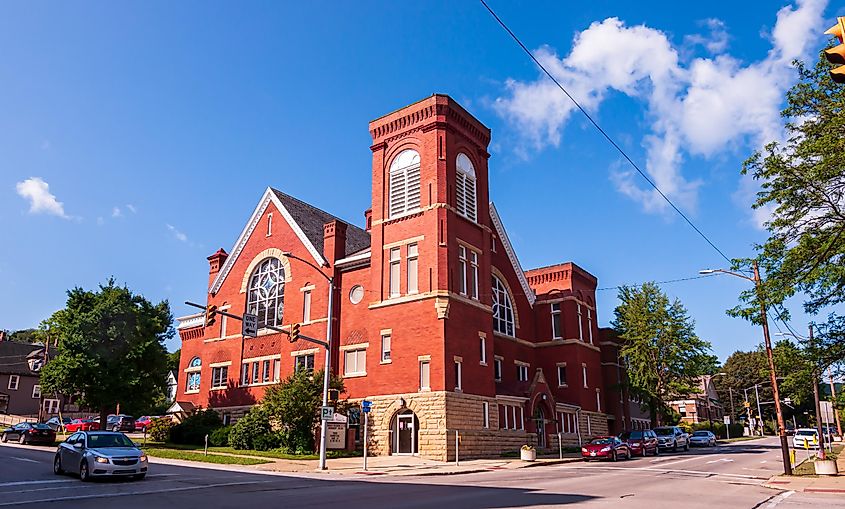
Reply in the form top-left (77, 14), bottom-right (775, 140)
top-left (619, 429), bottom-right (659, 457)
top-left (581, 436), bottom-right (631, 461)
top-left (46, 417), bottom-right (72, 432)
top-left (1, 422), bottom-right (57, 445)
top-left (105, 415), bottom-right (135, 432)
top-left (654, 426), bottom-right (690, 451)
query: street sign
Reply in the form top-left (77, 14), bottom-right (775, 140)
top-left (723, 416), bottom-right (731, 425)
top-left (242, 313), bottom-right (258, 338)
top-left (361, 400), bottom-right (372, 413)
top-left (321, 406), bottom-right (334, 421)
top-left (744, 401), bottom-right (751, 408)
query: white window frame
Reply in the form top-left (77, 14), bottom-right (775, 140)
top-left (516, 362), bottom-right (529, 382)
top-left (551, 303), bottom-right (562, 339)
top-left (458, 246), bottom-right (467, 295)
top-left (482, 401), bottom-right (489, 429)
top-left (32, 384), bottom-right (41, 399)
top-left (389, 149), bottom-right (421, 218)
top-left (303, 289), bottom-right (312, 322)
top-left (389, 247), bottom-right (401, 298)
top-left (344, 348), bottom-right (367, 377)
top-left (454, 358), bottom-right (462, 391)
top-left (577, 303), bottom-right (584, 341)
top-left (8, 375), bottom-right (19, 391)
top-left (266, 212), bottom-right (273, 236)
top-left (469, 250), bottom-right (479, 299)
top-left (407, 243), bottom-right (418, 294)
top-left (419, 360), bottom-right (431, 391)
top-left (479, 336), bottom-right (487, 365)
top-left (557, 363), bottom-right (567, 387)
top-left (587, 308), bottom-right (593, 344)
top-left (43, 398), bottom-right (60, 414)
top-left (295, 353), bottom-right (315, 373)
top-left (211, 366), bottom-right (228, 389)
top-left (582, 363), bottom-right (588, 388)
top-left (494, 357), bottom-right (503, 382)
top-left (492, 275), bottom-right (515, 336)
top-left (246, 257), bottom-right (285, 329)
top-left (381, 334), bottom-right (391, 363)
top-left (596, 389), bottom-right (602, 413)
top-left (455, 153), bottom-right (477, 222)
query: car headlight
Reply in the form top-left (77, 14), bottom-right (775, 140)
top-left (140, 454), bottom-right (148, 462)
top-left (93, 456), bottom-right (109, 464)
top-left (600, 446), bottom-right (611, 452)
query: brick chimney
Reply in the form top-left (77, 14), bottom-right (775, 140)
top-left (323, 220), bottom-right (347, 265)
top-left (207, 248), bottom-right (229, 290)
top-left (364, 208), bottom-right (372, 232)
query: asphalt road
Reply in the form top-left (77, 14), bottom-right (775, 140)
top-left (0, 437), bottom-right (841, 508)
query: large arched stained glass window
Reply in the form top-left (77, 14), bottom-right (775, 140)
top-left (247, 258), bottom-right (285, 329)
top-left (186, 357), bottom-right (201, 392)
top-left (492, 275), bottom-right (515, 337)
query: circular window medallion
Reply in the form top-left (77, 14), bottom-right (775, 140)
top-left (349, 285), bottom-right (364, 304)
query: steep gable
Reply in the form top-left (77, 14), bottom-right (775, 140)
top-left (489, 202), bottom-right (536, 306)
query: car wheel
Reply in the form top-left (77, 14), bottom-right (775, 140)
top-left (1, 433), bottom-right (7, 443)
top-left (18, 434), bottom-right (27, 445)
top-left (653, 446), bottom-right (660, 456)
top-left (112, 425), bottom-right (119, 432)
top-left (132, 473), bottom-right (146, 481)
top-left (684, 442), bottom-right (690, 451)
top-left (79, 461), bottom-right (91, 482)
top-left (611, 450), bottom-right (618, 462)
top-left (53, 455), bottom-right (64, 475)
top-left (672, 441), bottom-right (677, 452)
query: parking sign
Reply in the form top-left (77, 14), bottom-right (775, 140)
top-left (321, 406), bottom-right (334, 421)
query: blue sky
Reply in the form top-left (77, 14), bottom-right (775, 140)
top-left (2, 1), bottom-right (842, 358)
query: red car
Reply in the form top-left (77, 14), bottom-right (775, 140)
top-left (135, 416), bottom-right (155, 432)
top-left (582, 436), bottom-right (631, 461)
top-left (619, 429), bottom-right (659, 457)
top-left (64, 419), bottom-right (99, 432)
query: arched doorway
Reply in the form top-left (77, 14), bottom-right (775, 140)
top-left (391, 409), bottom-right (419, 455)
top-left (534, 406), bottom-right (547, 448)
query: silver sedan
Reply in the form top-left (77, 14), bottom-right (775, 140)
top-left (54, 431), bottom-right (148, 481)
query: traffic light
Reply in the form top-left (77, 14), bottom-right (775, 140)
top-left (329, 389), bottom-right (339, 403)
top-left (825, 17), bottom-right (845, 84)
top-left (289, 323), bottom-right (301, 343)
top-left (204, 305), bottom-right (218, 327)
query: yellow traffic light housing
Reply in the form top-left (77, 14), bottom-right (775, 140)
top-left (825, 17), bottom-right (845, 84)
top-left (290, 323), bottom-right (301, 343)
top-left (205, 305), bottom-right (218, 327)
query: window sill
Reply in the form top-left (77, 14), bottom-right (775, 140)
top-left (242, 380), bottom-right (280, 387)
top-left (480, 362), bottom-right (488, 366)
top-left (210, 386), bottom-right (227, 391)
top-left (558, 384), bottom-right (568, 388)
top-left (184, 390), bottom-right (200, 395)
top-left (380, 360), bottom-right (392, 365)
top-left (495, 379), bottom-right (502, 383)
top-left (344, 372), bottom-right (367, 378)
top-left (454, 388), bottom-right (462, 393)
top-left (419, 387), bottom-right (431, 392)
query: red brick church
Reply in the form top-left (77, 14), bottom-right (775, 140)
top-left (174, 95), bottom-right (635, 460)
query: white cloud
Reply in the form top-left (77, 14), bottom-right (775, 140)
top-left (493, 0), bottom-right (827, 223)
top-left (96, 216), bottom-right (105, 226)
top-left (112, 207), bottom-right (122, 218)
top-left (126, 204), bottom-right (137, 214)
top-left (166, 224), bottom-right (188, 242)
top-left (15, 177), bottom-right (71, 219)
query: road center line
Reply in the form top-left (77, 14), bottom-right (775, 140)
top-left (10, 457), bottom-right (39, 463)
top-left (0, 480), bottom-right (270, 507)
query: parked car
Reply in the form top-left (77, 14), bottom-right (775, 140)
top-left (65, 419), bottom-right (100, 433)
top-left (134, 416), bottom-right (157, 432)
top-left (654, 426), bottom-right (690, 451)
top-left (46, 417), bottom-right (72, 432)
top-left (793, 428), bottom-right (819, 449)
top-left (581, 436), bottom-right (631, 461)
top-left (105, 415), bottom-right (136, 432)
top-left (689, 430), bottom-right (717, 447)
top-left (1, 422), bottom-right (57, 445)
top-left (54, 431), bottom-right (148, 481)
top-left (619, 429), bottom-right (659, 457)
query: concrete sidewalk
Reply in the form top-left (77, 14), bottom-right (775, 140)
top-left (763, 454), bottom-right (845, 494)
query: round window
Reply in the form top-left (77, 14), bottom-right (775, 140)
top-left (349, 285), bottom-right (364, 304)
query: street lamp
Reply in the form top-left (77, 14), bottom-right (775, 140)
top-left (700, 262), bottom-right (792, 475)
top-left (282, 251), bottom-right (334, 471)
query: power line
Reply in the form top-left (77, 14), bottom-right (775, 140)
top-left (596, 274), bottom-right (719, 292)
top-left (479, 0), bottom-right (734, 267)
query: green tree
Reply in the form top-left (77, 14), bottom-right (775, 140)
top-left (612, 282), bottom-right (716, 426)
top-left (262, 368), bottom-right (346, 454)
top-left (7, 329), bottom-right (40, 344)
top-left (166, 349), bottom-right (181, 374)
top-left (39, 280), bottom-right (172, 426)
top-left (737, 50), bottom-right (845, 357)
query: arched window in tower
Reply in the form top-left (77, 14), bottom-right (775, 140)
top-left (455, 153), bottom-right (477, 222)
top-left (246, 257), bottom-right (285, 329)
top-left (492, 275), bottom-right (515, 337)
top-left (389, 149), bottom-right (421, 218)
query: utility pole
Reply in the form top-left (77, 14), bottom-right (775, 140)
top-left (810, 326), bottom-right (827, 460)
top-left (755, 384), bottom-right (764, 436)
top-left (828, 368), bottom-right (843, 437)
top-left (752, 260), bottom-right (792, 475)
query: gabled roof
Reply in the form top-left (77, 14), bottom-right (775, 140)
top-left (0, 341), bottom-right (43, 376)
top-left (210, 187), bottom-right (370, 295)
top-left (489, 202), bottom-right (536, 306)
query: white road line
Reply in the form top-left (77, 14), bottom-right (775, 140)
top-left (0, 480), bottom-right (76, 488)
top-left (649, 455), bottom-right (712, 467)
top-left (560, 464), bottom-right (767, 480)
top-left (0, 480), bottom-right (269, 507)
top-left (10, 457), bottom-right (39, 463)
top-left (705, 458), bottom-right (734, 464)
top-left (764, 490), bottom-right (794, 508)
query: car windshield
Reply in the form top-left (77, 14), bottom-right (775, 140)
top-left (654, 428), bottom-right (674, 436)
top-left (589, 438), bottom-right (613, 445)
top-left (620, 431), bottom-right (643, 440)
top-left (796, 430), bottom-right (816, 436)
top-left (87, 434), bottom-right (134, 448)
top-left (692, 431), bottom-right (709, 436)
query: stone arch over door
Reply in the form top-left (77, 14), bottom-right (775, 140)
top-left (530, 393), bottom-right (555, 449)
top-left (379, 397), bottom-right (427, 456)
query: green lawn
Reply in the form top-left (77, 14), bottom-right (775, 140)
top-left (143, 447), bottom-right (270, 465)
top-left (792, 443), bottom-right (842, 477)
top-left (141, 441), bottom-right (360, 460)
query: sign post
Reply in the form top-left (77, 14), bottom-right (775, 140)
top-left (242, 313), bottom-right (258, 338)
top-left (362, 400), bottom-right (371, 471)
top-left (321, 406), bottom-right (334, 422)
top-left (723, 416), bottom-right (731, 440)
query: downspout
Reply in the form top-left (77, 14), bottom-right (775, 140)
top-left (575, 407), bottom-right (583, 448)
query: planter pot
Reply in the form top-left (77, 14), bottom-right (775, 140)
top-left (814, 459), bottom-right (839, 475)
top-left (520, 449), bottom-right (536, 462)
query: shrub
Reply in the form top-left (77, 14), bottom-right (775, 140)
top-left (148, 417), bottom-right (174, 442)
top-left (209, 425), bottom-right (232, 447)
top-left (170, 409), bottom-right (223, 445)
top-left (253, 432), bottom-right (282, 451)
top-left (229, 406), bottom-right (272, 450)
